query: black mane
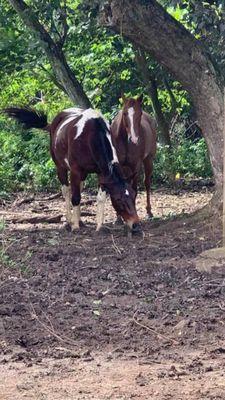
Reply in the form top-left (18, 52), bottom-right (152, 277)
top-left (94, 117), bottom-right (125, 186)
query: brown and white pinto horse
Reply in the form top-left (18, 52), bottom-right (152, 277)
top-left (3, 106), bottom-right (139, 232)
top-left (111, 95), bottom-right (157, 220)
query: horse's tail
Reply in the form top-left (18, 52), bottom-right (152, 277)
top-left (2, 106), bottom-right (50, 132)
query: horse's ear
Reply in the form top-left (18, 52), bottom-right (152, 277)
top-left (138, 94), bottom-right (143, 103)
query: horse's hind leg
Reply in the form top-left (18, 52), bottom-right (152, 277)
top-left (57, 168), bottom-right (72, 225)
top-left (143, 155), bottom-right (154, 219)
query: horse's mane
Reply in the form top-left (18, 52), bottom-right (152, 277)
top-left (94, 117), bottom-right (125, 187)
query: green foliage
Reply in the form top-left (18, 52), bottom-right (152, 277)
top-left (0, 119), bottom-right (58, 193)
top-left (162, 0), bottom-right (225, 79)
top-left (0, 0), bottom-right (216, 195)
top-left (153, 137), bottom-right (212, 184)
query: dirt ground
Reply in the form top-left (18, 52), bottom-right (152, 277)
top-left (1, 187), bottom-right (225, 400)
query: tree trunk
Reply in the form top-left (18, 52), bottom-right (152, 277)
top-left (101, 0), bottom-right (224, 196)
top-left (149, 78), bottom-right (171, 146)
top-left (8, 0), bottom-right (92, 109)
top-left (134, 48), bottom-right (171, 146)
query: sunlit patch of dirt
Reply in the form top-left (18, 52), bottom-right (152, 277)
top-left (1, 188), bottom-right (225, 400)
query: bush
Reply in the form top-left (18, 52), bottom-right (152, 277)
top-left (152, 136), bottom-right (212, 184)
top-left (0, 119), bottom-right (58, 193)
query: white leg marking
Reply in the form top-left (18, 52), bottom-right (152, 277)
top-left (128, 107), bottom-right (138, 144)
top-left (62, 185), bottom-right (72, 224)
top-left (71, 205), bottom-right (80, 231)
top-left (96, 187), bottom-right (107, 231)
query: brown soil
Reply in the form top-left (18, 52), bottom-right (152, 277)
top-left (1, 188), bottom-right (225, 400)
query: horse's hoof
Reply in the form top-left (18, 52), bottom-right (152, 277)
top-left (79, 220), bottom-right (86, 228)
top-left (145, 213), bottom-right (153, 221)
top-left (71, 225), bottom-right (80, 232)
top-left (124, 223), bottom-right (142, 237)
top-left (114, 217), bottom-right (124, 226)
top-left (64, 222), bottom-right (72, 232)
top-left (95, 226), bottom-right (110, 235)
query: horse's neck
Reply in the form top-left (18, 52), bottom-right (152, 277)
top-left (118, 115), bottom-right (128, 141)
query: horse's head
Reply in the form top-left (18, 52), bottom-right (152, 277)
top-left (109, 182), bottom-right (140, 232)
top-left (121, 94), bottom-right (143, 144)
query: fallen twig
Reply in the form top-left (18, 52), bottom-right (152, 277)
top-left (36, 193), bottom-right (61, 201)
top-left (29, 302), bottom-right (78, 347)
top-left (132, 311), bottom-right (179, 345)
top-left (11, 214), bottom-right (63, 224)
top-left (111, 234), bottom-right (122, 254)
top-left (13, 195), bottom-right (35, 207)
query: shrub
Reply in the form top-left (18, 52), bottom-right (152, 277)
top-left (152, 136), bottom-right (212, 184)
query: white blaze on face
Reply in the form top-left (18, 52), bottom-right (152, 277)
top-left (128, 107), bottom-right (139, 144)
top-left (125, 189), bottom-right (129, 196)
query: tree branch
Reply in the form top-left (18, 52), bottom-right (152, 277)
top-left (8, 0), bottom-right (92, 108)
top-left (38, 65), bottom-right (68, 94)
top-left (57, 0), bottom-right (69, 47)
top-left (134, 47), bottom-right (171, 146)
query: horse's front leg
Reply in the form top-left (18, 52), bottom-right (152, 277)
top-left (143, 155), bottom-right (154, 219)
top-left (70, 172), bottom-right (82, 231)
top-left (57, 167), bottom-right (72, 225)
top-left (96, 186), bottom-right (107, 231)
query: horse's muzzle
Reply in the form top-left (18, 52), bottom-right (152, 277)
top-left (125, 220), bottom-right (142, 237)
top-left (129, 136), bottom-right (139, 145)
top-left (132, 222), bottom-right (142, 235)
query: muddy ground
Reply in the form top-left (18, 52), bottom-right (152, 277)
top-left (1, 187), bottom-right (225, 400)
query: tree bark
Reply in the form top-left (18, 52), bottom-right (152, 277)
top-left (149, 78), bottom-right (171, 146)
top-left (134, 48), bottom-right (171, 146)
top-left (101, 0), bottom-right (224, 195)
top-left (8, 0), bottom-right (92, 109)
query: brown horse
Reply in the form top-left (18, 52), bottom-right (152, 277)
top-left (111, 95), bottom-right (157, 220)
top-left (3, 106), bottom-right (139, 232)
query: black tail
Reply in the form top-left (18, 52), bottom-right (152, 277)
top-left (2, 106), bottom-right (48, 130)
